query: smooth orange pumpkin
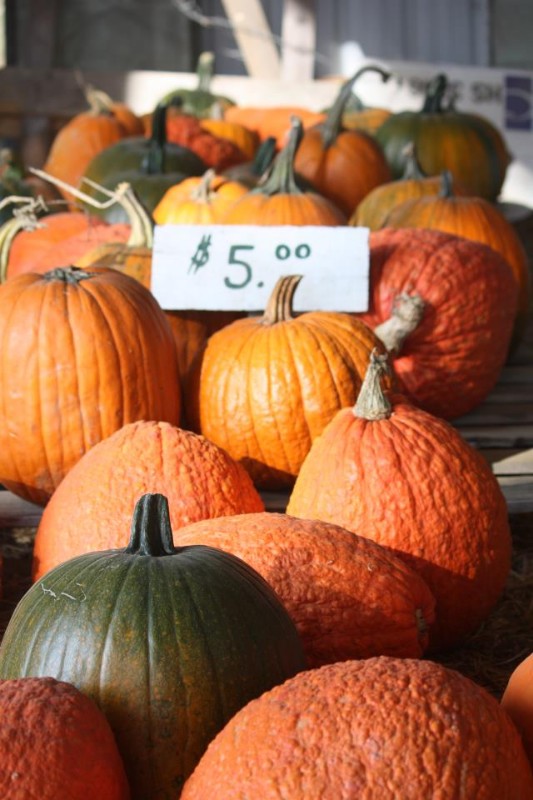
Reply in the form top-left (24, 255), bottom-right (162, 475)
top-left (502, 653), bottom-right (533, 766)
top-left (188, 274), bottom-right (391, 489)
top-left (32, 420), bottom-right (265, 581)
top-left (174, 512), bottom-right (435, 666)
top-left (0, 267), bottom-right (181, 505)
top-left (153, 169), bottom-right (249, 225)
top-left (223, 105), bottom-right (326, 149)
top-left (0, 677), bottom-right (130, 799)
top-left (181, 657), bottom-right (533, 800)
top-left (287, 351), bottom-right (511, 651)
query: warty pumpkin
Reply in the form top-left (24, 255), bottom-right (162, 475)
top-left (200, 115), bottom-right (260, 160)
top-left (0, 267), bottom-right (181, 505)
top-left (181, 657), bottom-right (533, 800)
top-left (357, 227), bottom-right (518, 419)
top-left (187, 274), bottom-right (390, 489)
top-left (163, 112), bottom-right (248, 173)
top-left (32, 419), bottom-right (265, 580)
top-left (287, 350), bottom-right (512, 651)
top-left (174, 511), bottom-right (436, 666)
top-left (293, 65), bottom-right (393, 216)
top-left (0, 493), bottom-right (306, 800)
top-left (0, 677), bottom-right (130, 800)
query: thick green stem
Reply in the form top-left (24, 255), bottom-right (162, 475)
top-left (141, 103), bottom-right (168, 175)
top-left (421, 74), bottom-right (448, 113)
top-left (321, 64), bottom-right (391, 148)
top-left (401, 143), bottom-right (428, 180)
top-left (254, 117), bottom-right (303, 196)
top-left (125, 494), bottom-right (176, 556)
top-left (354, 349), bottom-right (392, 421)
top-left (438, 170), bottom-right (455, 198)
top-left (262, 275), bottom-right (303, 325)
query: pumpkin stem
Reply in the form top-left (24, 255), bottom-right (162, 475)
top-left (43, 266), bottom-right (95, 283)
top-left (321, 64), bottom-right (391, 148)
top-left (438, 170), bottom-right (455, 198)
top-left (85, 85), bottom-right (115, 116)
top-left (0, 202), bottom-right (48, 283)
top-left (113, 183), bottom-right (154, 247)
top-left (142, 102), bottom-right (168, 175)
top-left (373, 293), bottom-right (426, 354)
top-left (125, 493), bottom-right (175, 556)
top-left (421, 74), bottom-right (448, 113)
top-left (255, 117), bottom-right (303, 196)
top-left (251, 137), bottom-right (277, 179)
top-left (262, 274), bottom-right (303, 325)
top-left (354, 349), bottom-right (392, 420)
top-left (196, 51), bottom-right (215, 93)
top-left (400, 143), bottom-right (428, 180)
top-left (190, 169), bottom-right (217, 204)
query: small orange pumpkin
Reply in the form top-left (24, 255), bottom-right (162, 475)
top-left (502, 652), bottom-right (533, 767)
top-left (153, 169), bottom-right (249, 225)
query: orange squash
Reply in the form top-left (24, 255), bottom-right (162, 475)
top-left (287, 351), bottom-right (511, 651)
top-left (0, 677), bottom-right (130, 799)
top-left (181, 657), bottom-right (533, 800)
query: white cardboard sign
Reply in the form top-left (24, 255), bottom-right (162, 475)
top-left (151, 224), bottom-right (370, 312)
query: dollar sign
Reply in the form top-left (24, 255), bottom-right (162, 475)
top-left (189, 234), bottom-right (212, 274)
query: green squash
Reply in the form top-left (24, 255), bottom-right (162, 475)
top-left (375, 73), bottom-right (511, 201)
top-left (161, 51), bottom-right (235, 118)
top-left (82, 102), bottom-right (206, 223)
top-left (0, 493), bottom-right (306, 799)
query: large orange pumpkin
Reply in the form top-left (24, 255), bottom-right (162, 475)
top-left (357, 227), bottom-right (518, 419)
top-left (181, 657), bottom-right (533, 800)
top-left (0, 267), bottom-right (181, 505)
top-left (189, 274), bottom-right (390, 489)
top-left (174, 512), bottom-right (436, 666)
top-left (287, 351), bottom-right (511, 651)
top-left (0, 677), bottom-right (130, 799)
top-left (32, 420), bottom-right (265, 581)
top-left (502, 652), bottom-right (533, 766)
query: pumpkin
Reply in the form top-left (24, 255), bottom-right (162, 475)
top-left (200, 116), bottom-right (260, 161)
top-left (0, 267), bottom-right (181, 505)
top-left (335, 89), bottom-right (392, 135)
top-left (181, 657), bottom-right (533, 799)
top-left (174, 511), bottom-right (436, 666)
top-left (0, 677), bottom-right (130, 799)
top-left (292, 65), bottom-right (393, 216)
top-left (153, 169), bottom-right (249, 225)
top-left (32, 420), bottom-right (265, 580)
top-left (82, 102), bottom-right (206, 223)
top-left (375, 72), bottom-right (511, 200)
top-left (160, 51), bottom-right (235, 118)
top-left (287, 350), bottom-right (511, 651)
top-left (382, 170), bottom-right (531, 351)
top-left (0, 493), bottom-right (306, 799)
top-left (222, 135), bottom-right (278, 188)
top-left (224, 105), bottom-right (326, 149)
top-left (188, 274), bottom-right (390, 489)
top-left (43, 85), bottom-right (143, 201)
top-left (163, 113), bottom-right (248, 172)
top-left (501, 652), bottom-right (533, 766)
top-left (222, 117), bottom-right (347, 225)
top-left (357, 228), bottom-right (518, 419)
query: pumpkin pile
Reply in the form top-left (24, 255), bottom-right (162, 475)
top-left (0, 60), bottom-right (531, 799)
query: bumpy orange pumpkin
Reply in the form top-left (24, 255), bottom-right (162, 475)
top-left (188, 275), bottom-right (390, 489)
top-left (0, 267), bottom-right (181, 505)
top-left (200, 117), bottom-right (260, 160)
top-left (174, 512), bottom-right (435, 666)
top-left (181, 657), bottom-right (533, 800)
top-left (32, 420), bottom-right (265, 581)
top-left (0, 677), bottom-right (130, 800)
top-left (153, 169), bottom-right (248, 224)
top-left (287, 351), bottom-right (511, 651)
top-left (357, 228), bottom-right (518, 419)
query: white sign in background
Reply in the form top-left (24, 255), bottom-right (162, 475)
top-left (151, 225), bottom-right (370, 312)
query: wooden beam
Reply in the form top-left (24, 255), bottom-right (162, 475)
top-left (281, 0), bottom-right (317, 81)
top-left (220, 0), bottom-right (281, 79)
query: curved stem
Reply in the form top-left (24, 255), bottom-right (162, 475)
top-left (374, 293), bottom-right (426, 354)
top-left (250, 137), bottom-right (277, 178)
top-left (125, 493), bottom-right (175, 556)
top-left (113, 183), bottom-right (154, 247)
top-left (0, 214), bottom-right (40, 282)
top-left (254, 117), bottom-right (303, 196)
top-left (321, 64), bottom-right (391, 148)
top-left (190, 169), bottom-right (217, 204)
top-left (400, 143), bottom-right (428, 180)
top-left (85, 86), bottom-right (115, 116)
top-left (262, 274), bottom-right (303, 325)
top-left (354, 349), bottom-right (392, 421)
top-left (421, 74), bottom-right (448, 113)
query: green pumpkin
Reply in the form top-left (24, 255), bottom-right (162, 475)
top-left (0, 493), bottom-right (306, 799)
top-left (160, 51), bottom-right (235, 118)
top-left (82, 102), bottom-right (206, 223)
top-left (375, 73), bottom-right (511, 201)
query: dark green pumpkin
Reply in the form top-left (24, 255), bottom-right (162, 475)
top-left (375, 73), bottom-right (511, 201)
top-left (0, 493), bottom-right (306, 799)
top-left (82, 102), bottom-right (206, 223)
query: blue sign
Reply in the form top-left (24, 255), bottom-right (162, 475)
top-left (504, 75), bottom-right (532, 131)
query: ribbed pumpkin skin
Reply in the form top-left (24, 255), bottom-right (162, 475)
top-left (153, 172), bottom-right (248, 224)
top-left (0, 677), bottom-right (130, 800)
top-left (0, 269), bottom-right (181, 505)
top-left (358, 228), bottom-right (518, 419)
top-left (287, 397), bottom-right (511, 651)
top-left (350, 174), bottom-right (443, 229)
top-left (0, 535), bottom-right (306, 798)
top-left (32, 420), bottom-right (265, 580)
top-left (222, 190), bottom-right (346, 225)
top-left (174, 512), bottom-right (436, 666)
top-left (181, 657), bottom-right (533, 800)
top-left (191, 313), bottom-right (389, 489)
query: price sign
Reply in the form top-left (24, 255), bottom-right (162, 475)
top-left (151, 224), bottom-right (370, 312)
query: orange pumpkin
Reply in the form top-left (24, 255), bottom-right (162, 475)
top-left (287, 351), bottom-right (511, 651)
top-left (200, 117), bottom-right (260, 160)
top-left (188, 274), bottom-right (390, 489)
top-left (174, 512), bottom-right (436, 666)
top-left (0, 678), bottom-right (130, 799)
top-left (223, 105), bottom-right (326, 149)
top-left (153, 169), bottom-right (249, 225)
top-left (502, 652), bottom-right (533, 766)
top-left (32, 420), bottom-right (265, 581)
top-left (161, 112), bottom-right (248, 172)
top-left (0, 267), bottom-right (181, 505)
top-left (293, 65), bottom-right (392, 216)
top-left (222, 117), bottom-right (347, 225)
top-left (181, 657), bottom-right (533, 800)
